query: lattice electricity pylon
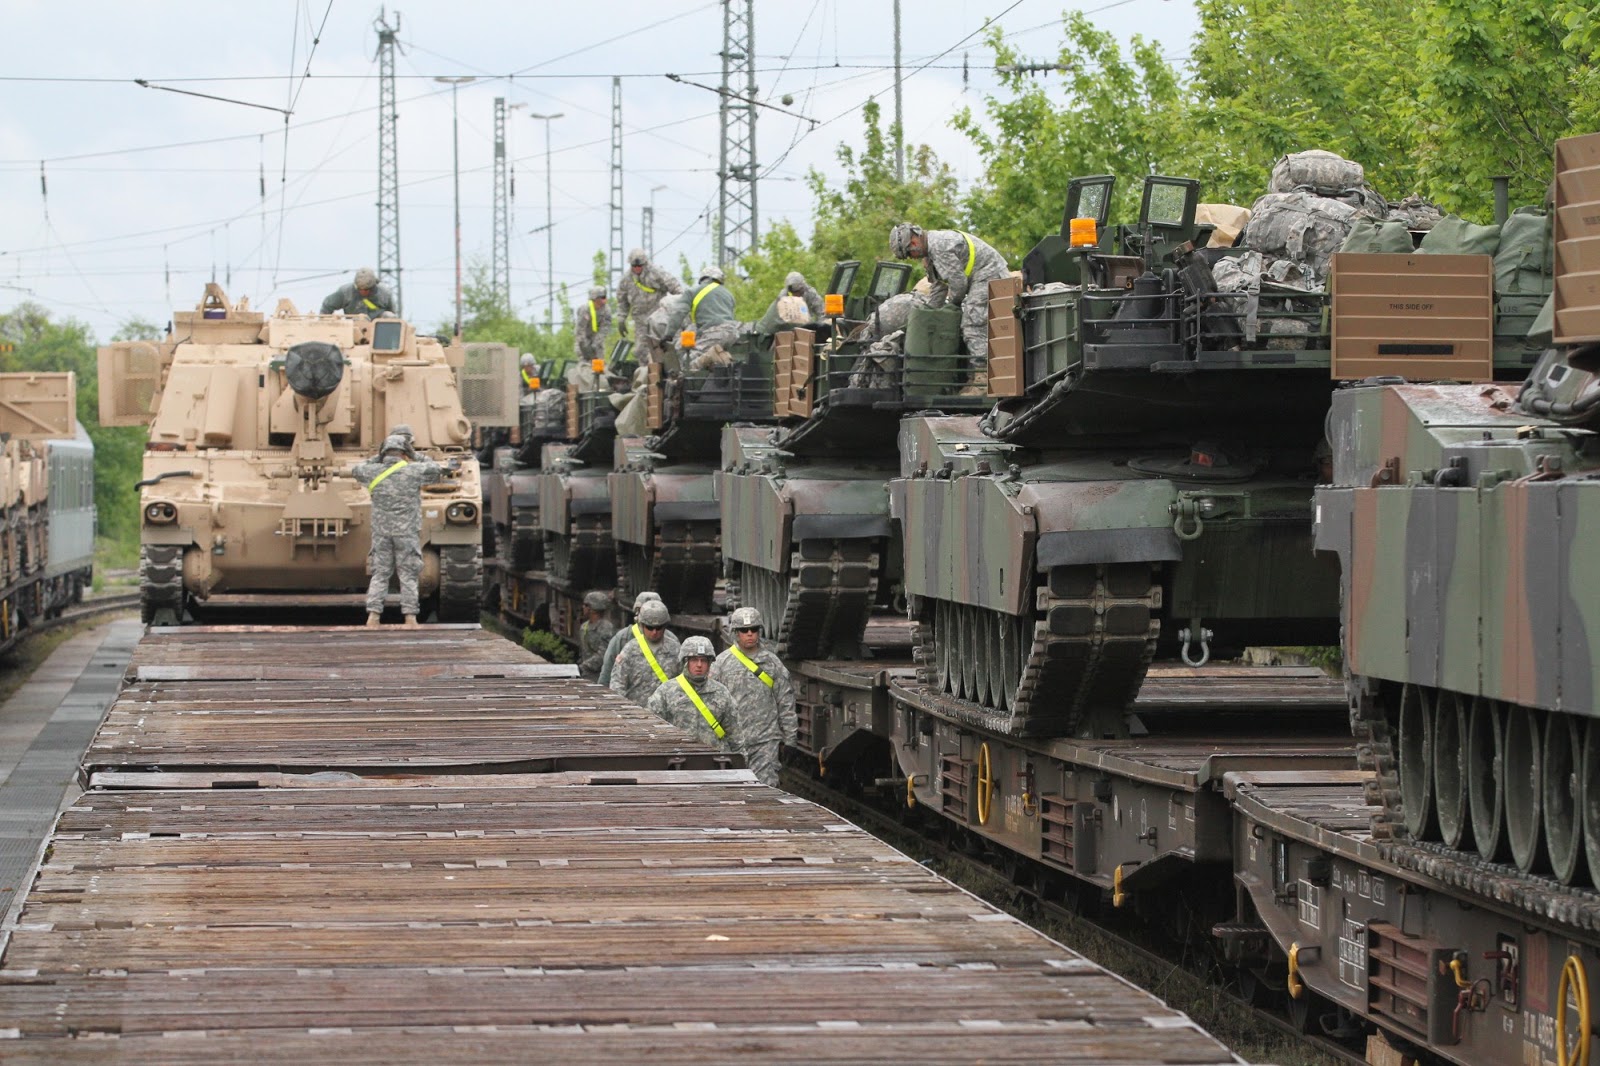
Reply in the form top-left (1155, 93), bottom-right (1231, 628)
top-left (608, 77), bottom-right (624, 292)
top-left (492, 96), bottom-right (510, 309)
top-left (716, 0), bottom-right (757, 267)
top-left (641, 206), bottom-right (654, 261)
top-left (374, 9), bottom-right (403, 313)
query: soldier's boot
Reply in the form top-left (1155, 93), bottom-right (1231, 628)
top-left (366, 612), bottom-right (381, 628)
top-left (403, 614), bottom-right (420, 628)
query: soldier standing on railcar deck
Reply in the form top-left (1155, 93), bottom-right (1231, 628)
top-left (609, 599), bottom-right (681, 706)
top-left (710, 607), bottom-right (797, 786)
top-left (352, 432), bottom-right (449, 628)
top-left (648, 636), bottom-right (736, 751)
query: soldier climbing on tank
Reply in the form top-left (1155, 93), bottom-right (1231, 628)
top-left (577, 590), bottom-right (616, 681)
top-left (782, 271), bottom-right (826, 320)
top-left (599, 591), bottom-right (669, 687)
top-left (609, 599), bottom-right (681, 706)
top-left (352, 432), bottom-right (451, 627)
top-left (710, 607), bottom-right (796, 786)
top-left (519, 353), bottom-right (541, 394)
top-left (888, 223), bottom-right (1009, 392)
top-left (682, 266), bottom-right (743, 354)
top-left (322, 267), bottom-right (397, 318)
top-left (647, 635), bottom-right (736, 751)
top-left (574, 286), bottom-right (612, 366)
top-left (615, 248), bottom-right (683, 342)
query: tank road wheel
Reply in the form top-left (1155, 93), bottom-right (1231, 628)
top-left (995, 610), bottom-right (1028, 715)
top-left (1467, 698), bottom-right (1510, 863)
top-left (1397, 684), bottom-right (1438, 841)
top-left (1544, 712), bottom-right (1585, 885)
top-left (1581, 721), bottom-right (1600, 885)
top-left (618, 543), bottom-right (654, 607)
top-left (138, 544), bottom-right (185, 626)
top-left (934, 599), bottom-right (953, 692)
top-left (1434, 691), bottom-right (1473, 851)
top-left (1504, 703), bottom-right (1548, 875)
top-left (739, 562), bottom-right (790, 645)
top-left (959, 604), bottom-right (979, 703)
top-left (436, 545), bottom-right (483, 623)
top-left (981, 607), bottom-right (1006, 712)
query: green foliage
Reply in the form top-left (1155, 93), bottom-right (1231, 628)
top-left (723, 221), bottom-right (833, 321)
top-left (0, 303), bottom-right (146, 556)
top-left (521, 626), bottom-right (574, 663)
top-left (957, 15), bottom-right (1220, 258)
top-left (454, 259), bottom-right (576, 377)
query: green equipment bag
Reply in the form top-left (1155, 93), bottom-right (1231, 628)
top-left (1418, 215), bottom-right (1502, 256)
top-left (1492, 206), bottom-right (1553, 295)
top-left (903, 305), bottom-right (963, 394)
top-left (1338, 219), bottom-right (1413, 254)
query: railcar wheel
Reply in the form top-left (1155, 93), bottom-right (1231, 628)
top-left (1467, 697), bottom-right (1509, 863)
top-left (1504, 703), bottom-right (1548, 875)
top-left (1434, 691), bottom-right (1471, 850)
top-left (1398, 684), bottom-right (1437, 840)
top-left (1545, 713), bottom-right (1586, 885)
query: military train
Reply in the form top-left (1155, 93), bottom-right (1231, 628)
top-left (472, 132), bottom-right (1600, 1064)
top-left (0, 371), bottom-right (95, 652)
top-left (100, 285), bottom-right (518, 623)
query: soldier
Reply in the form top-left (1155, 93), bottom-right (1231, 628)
top-left (609, 599), bottom-right (681, 706)
top-left (710, 607), bottom-right (796, 786)
top-left (574, 285), bottom-right (612, 366)
top-left (599, 591), bottom-right (668, 687)
top-left (577, 590), bottom-right (616, 681)
top-left (783, 271), bottom-right (826, 320)
top-left (683, 266), bottom-right (743, 352)
top-left (519, 353), bottom-right (541, 394)
top-left (640, 291), bottom-right (692, 368)
top-left (322, 267), bottom-right (397, 318)
top-left (887, 224), bottom-right (1009, 385)
top-left (388, 423), bottom-right (420, 458)
top-left (647, 635), bottom-right (736, 751)
top-left (616, 248), bottom-right (684, 339)
top-left (352, 432), bottom-right (450, 627)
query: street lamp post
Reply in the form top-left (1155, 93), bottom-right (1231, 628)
top-left (529, 112), bottom-right (564, 331)
top-left (435, 75), bottom-right (475, 337)
top-left (647, 184), bottom-right (667, 260)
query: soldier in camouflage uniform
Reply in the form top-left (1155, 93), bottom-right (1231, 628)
top-left (577, 590), bottom-right (616, 681)
top-left (388, 423), bottom-right (419, 458)
top-left (599, 591), bottom-right (668, 687)
top-left (616, 248), bottom-right (684, 339)
top-left (888, 224), bottom-right (1009, 383)
top-left (353, 432), bottom-right (449, 627)
top-left (519, 353), bottom-right (541, 394)
top-left (321, 267), bottom-right (396, 317)
top-left (574, 285), bottom-right (612, 365)
top-left (640, 291), bottom-right (692, 368)
top-left (609, 599), bottom-right (681, 706)
top-left (783, 271), bottom-right (826, 320)
top-left (682, 266), bottom-right (744, 353)
top-left (710, 607), bottom-right (796, 786)
top-left (647, 636), bottom-right (735, 752)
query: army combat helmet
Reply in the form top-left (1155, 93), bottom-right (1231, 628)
top-left (680, 636), bottom-right (715, 660)
top-left (638, 600), bottom-right (671, 628)
top-left (583, 590), bottom-right (611, 611)
top-left (728, 607), bottom-right (763, 632)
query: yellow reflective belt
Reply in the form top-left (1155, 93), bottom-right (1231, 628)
top-left (363, 297), bottom-right (379, 310)
top-left (637, 281), bottom-right (656, 293)
top-left (633, 624), bottom-right (669, 682)
top-left (730, 645), bottom-right (774, 688)
top-left (367, 459), bottom-right (409, 491)
top-left (676, 674), bottom-right (726, 739)
top-left (690, 281), bottom-right (720, 326)
top-left (522, 369), bottom-right (538, 388)
top-left (588, 300), bottom-right (599, 332)
top-left (960, 232), bottom-right (976, 277)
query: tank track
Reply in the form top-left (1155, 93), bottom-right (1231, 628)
top-left (616, 521), bottom-right (720, 615)
top-left (437, 544), bottom-right (483, 622)
top-left (139, 544), bottom-right (185, 626)
top-left (1349, 674), bottom-right (1404, 841)
top-left (912, 563), bottom-right (1161, 737)
top-left (545, 514), bottom-right (615, 593)
top-left (733, 539), bottom-right (879, 661)
top-left (508, 508), bottom-right (543, 572)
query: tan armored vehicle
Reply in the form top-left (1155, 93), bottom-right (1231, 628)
top-left (99, 284), bottom-right (517, 623)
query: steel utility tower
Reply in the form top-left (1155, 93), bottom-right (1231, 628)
top-left (608, 77), bottom-right (624, 292)
top-left (492, 97), bottom-right (510, 308)
top-left (375, 9), bottom-right (403, 312)
top-left (716, 0), bottom-right (757, 266)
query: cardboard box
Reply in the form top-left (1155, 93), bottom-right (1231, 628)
top-left (1329, 252), bottom-right (1493, 381)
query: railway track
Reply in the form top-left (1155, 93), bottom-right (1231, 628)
top-left (3, 591), bottom-right (140, 652)
top-left (783, 765), bottom-right (1367, 1066)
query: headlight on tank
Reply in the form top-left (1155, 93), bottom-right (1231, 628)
top-left (143, 501), bottom-right (179, 525)
top-left (445, 501), bottom-right (478, 525)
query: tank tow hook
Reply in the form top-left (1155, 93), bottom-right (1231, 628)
top-left (1179, 620), bottom-right (1212, 668)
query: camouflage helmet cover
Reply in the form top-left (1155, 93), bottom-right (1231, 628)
top-left (520, 352), bottom-right (537, 368)
top-left (638, 600), bottom-right (671, 627)
top-left (728, 607), bottom-right (763, 630)
top-left (698, 265), bottom-right (725, 284)
top-left (379, 434), bottom-right (409, 456)
top-left (784, 271), bottom-right (806, 290)
top-left (628, 247), bottom-right (649, 267)
top-left (354, 267), bottom-right (379, 288)
top-left (680, 635), bottom-right (715, 659)
top-left (583, 590), bottom-right (611, 611)
top-left (887, 223), bottom-right (923, 258)
top-left (587, 285), bottom-right (607, 301)
top-left (632, 590), bottom-right (664, 613)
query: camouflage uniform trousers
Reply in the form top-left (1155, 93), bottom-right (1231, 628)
top-left (578, 618), bottom-right (617, 681)
top-left (608, 629), bottom-right (682, 706)
top-left (367, 533), bottom-right (423, 615)
top-left (646, 674), bottom-right (737, 751)
top-left (710, 646), bottom-right (797, 787)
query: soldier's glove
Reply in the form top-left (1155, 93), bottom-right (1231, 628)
top-left (617, 321), bottom-right (629, 339)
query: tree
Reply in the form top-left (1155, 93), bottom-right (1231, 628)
top-left (452, 259), bottom-right (575, 375)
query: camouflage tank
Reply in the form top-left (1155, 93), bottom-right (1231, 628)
top-left (1316, 139), bottom-right (1579, 880)
top-left (98, 284), bottom-right (517, 623)
top-left (609, 318), bottom-right (776, 614)
top-left (893, 175), bottom-right (1348, 738)
top-left (718, 258), bottom-right (998, 660)
top-left (482, 356), bottom-right (571, 580)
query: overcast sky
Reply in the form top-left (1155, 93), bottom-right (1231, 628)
top-left (0, 0), bottom-right (1198, 339)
